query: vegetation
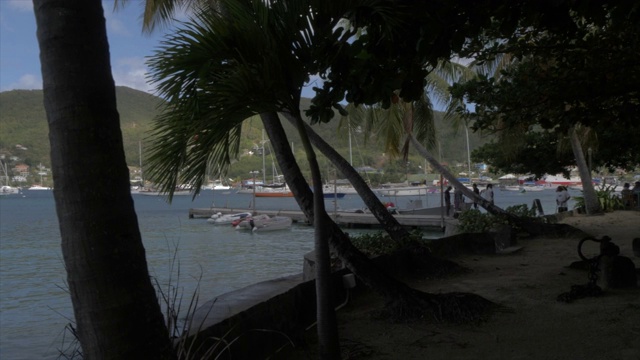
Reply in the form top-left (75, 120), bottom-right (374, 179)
top-left (0, 88), bottom-right (486, 185)
top-left (33, 0), bottom-right (639, 358)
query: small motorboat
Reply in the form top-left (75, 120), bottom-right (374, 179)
top-left (233, 214), bottom-right (270, 228)
top-left (207, 212), bottom-right (252, 225)
top-left (236, 215), bottom-right (293, 232)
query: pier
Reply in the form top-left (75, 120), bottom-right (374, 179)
top-left (189, 207), bottom-right (447, 229)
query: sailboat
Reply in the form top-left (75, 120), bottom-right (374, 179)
top-left (0, 161), bottom-right (20, 195)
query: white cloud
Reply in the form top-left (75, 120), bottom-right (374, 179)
top-left (108, 18), bottom-right (130, 37)
top-left (7, 74), bottom-right (42, 90)
top-left (111, 57), bottom-right (154, 93)
top-left (7, 0), bottom-right (33, 12)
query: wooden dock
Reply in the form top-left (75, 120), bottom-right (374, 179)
top-left (189, 207), bottom-right (447, 229)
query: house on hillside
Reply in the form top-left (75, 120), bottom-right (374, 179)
top-left (13, 164), bottom-right (29, 177)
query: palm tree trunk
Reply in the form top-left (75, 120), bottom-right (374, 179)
top-left (34, 1), bottom-right (174, 358)
top-left (275, 111), bottom-right (341, 359)
top-left (409, 135), bottom-right (557, 236)
top-left (263, 111), bottom-right (422, 296)
top-left (568, 126), bottom-right (602, 214)
top-left (262, 112), bottom-right (493, 324)
top-left (281, 113), bottom-right (410, 242)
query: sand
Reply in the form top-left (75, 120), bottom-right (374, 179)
top-left (285, 211), bottom-right (640, 359)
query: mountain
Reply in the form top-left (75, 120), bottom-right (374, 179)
top-left (1, 87), bottom-right (486, 184)
top-left (0, 86), bottom-right (161, 168)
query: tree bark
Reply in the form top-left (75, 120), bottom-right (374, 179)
top-left (34, 1), bottom-right (174, 358)
top-left (409, 135), bottom-right (552, 236)
top-left (269, 111), bottom-right (341, 358)
top-left (262, 112), bottom-right (494, 324)
top-left (568, 126), bottom-right (602, 214)
top-left (282, 113), bottom-right (411, 242)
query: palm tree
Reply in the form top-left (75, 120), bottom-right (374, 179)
top-left (143, 2), bottom-right (496, 353)
top-left (144, 1), bottom-right (342, 356)
top-left (456, 55), bottom-right (603, 214)
top-left (34, 0), bottom-right (175, 357)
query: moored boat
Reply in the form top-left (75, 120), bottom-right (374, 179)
top-left (246, 216), bottom-right (293, 232)
top-left (1, 185), bottom-right (21, 195)
top-left (254, 190), bottom-right (293, 197)
top-left (28, 185), bottom-right (51, 190)
top-left (233, 214), bottom-right (270, 228)
top-left (207, 211), bottom-right (253, 225)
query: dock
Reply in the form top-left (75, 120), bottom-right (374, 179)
top-left (189, 207), bottom-right (447, 229)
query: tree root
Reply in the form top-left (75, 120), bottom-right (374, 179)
top-left (375, 288), bottom-right (498, 324)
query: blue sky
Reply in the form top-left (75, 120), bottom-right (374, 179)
top-left (0, 0), bottom-right (318, 97)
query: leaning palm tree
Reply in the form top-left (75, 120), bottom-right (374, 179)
top-left (144, 3), bottom-right (496, 356)
top-left (144, 1), bottom-right (341, 356)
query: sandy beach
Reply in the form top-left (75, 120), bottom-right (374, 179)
top-left (285, 211), bottom-right (640, 359)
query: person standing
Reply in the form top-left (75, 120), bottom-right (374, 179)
top-left (632, 181), bottom-right (640, 209)
top-left (556, 186), bottom-right (571, 213)
top-left (472, 183), bottom-right (480, 209)
top-left (454, 186), bottom-right (464, 212)
top-left (620, 183), bottom-right (633, 208)
top-left (483, 183), bottom-right (494, 205)
top-left (444, 186), bottom-right (452, 216)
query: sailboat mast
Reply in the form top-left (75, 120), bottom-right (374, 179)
top-left (262, 130), bottom-right (266, 185)
top-left (348, 120), bottom-right (353, 166)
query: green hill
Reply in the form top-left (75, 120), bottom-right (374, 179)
top-left (0, 87), bottom-right (486, 185)
top-left (0, 87), bottom-right (161, 168)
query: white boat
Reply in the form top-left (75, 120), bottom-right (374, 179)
top-left (396, 199), bottom-right (446, 216)
top-left (234, 214), bottom-right (271, 230)
top-left (542, 174), bottom-right (582, 187)
top-left (1, 185), bottom-right (21, 195)
top-left (28, 185), bottom-right (51, 190)
top-left (137, 187), bottom-right (192, 196)
top-left (207, 212), bottom-right (253, 225)
top-left (521, 184), bottom-right (545, 192)
top-left (377, 185), bottom-right (434, 197)
top-left (249, 216), bottom-right (293, 232)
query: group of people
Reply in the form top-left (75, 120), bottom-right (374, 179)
top-left (444, 183), bottom-right (494, 216)
top-left (621, 181), bottom-right (640, 209)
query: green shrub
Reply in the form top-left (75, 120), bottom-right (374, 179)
top-left (572, 184), bottom-right (623, 212)
top-left (458, 204), bottom-right (539, 233)
top-left (350, 230), bottom-right (426, 257)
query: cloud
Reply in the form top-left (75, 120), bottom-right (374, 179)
top-left (108, 18), bottom-right (130, 37)
top-left (111, 57), bottom-right (154, 93)
top-left (7, 0), bottom-right (33, 12)
top-left (6, 74), bottom-right (42, 90)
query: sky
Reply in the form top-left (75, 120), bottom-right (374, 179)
top-left (0, 0), bottom-right (318, 97)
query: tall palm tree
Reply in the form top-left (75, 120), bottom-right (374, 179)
top-left (144, 1), bottom-right (342, 356)
top-left (143, 2), bottom-right (495, 353)
top-left (34, 0), bottom-right (175, 357)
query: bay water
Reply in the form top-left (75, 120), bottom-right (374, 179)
top-left (0, 187), bottom-right (574, 359)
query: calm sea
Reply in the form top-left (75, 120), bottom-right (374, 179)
top-left (0, 187), bottom-right (574, 359)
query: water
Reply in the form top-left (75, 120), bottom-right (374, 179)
top-left (0, 187), bottom-right (575, 359)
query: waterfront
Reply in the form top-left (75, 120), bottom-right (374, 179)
top-left (0, 187), bottom-right (576, 359)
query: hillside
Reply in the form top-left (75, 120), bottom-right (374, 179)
top-left (0, 87), bottom-right (161, 168)
top-left (0, 87), bottom-right (487, 184)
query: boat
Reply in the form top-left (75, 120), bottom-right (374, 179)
top-left (376, 185), bottom-right (433, 197)
top-left (323, 192), bottom-right (346, 199)
top-left (542, 174), bottom-right (582, 187)
top-left (1, 185), bottom-right (21, 195)
top-left (1, 161), bottom-right (21, 195)
top-left (396, 199), bottom-right (446, 216)
top-left (233, 214), bottom-right (270, 228)
top-left (138, 189), bottom-right (192, 196)
top-left (207, 211), bottom-right (253, 225)
top-left (254, 189), bottom-right (293, 197)
top-left (237, 215), bottom-right (292, 232)
top-left (28, 185), bottom-right (51, 190)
